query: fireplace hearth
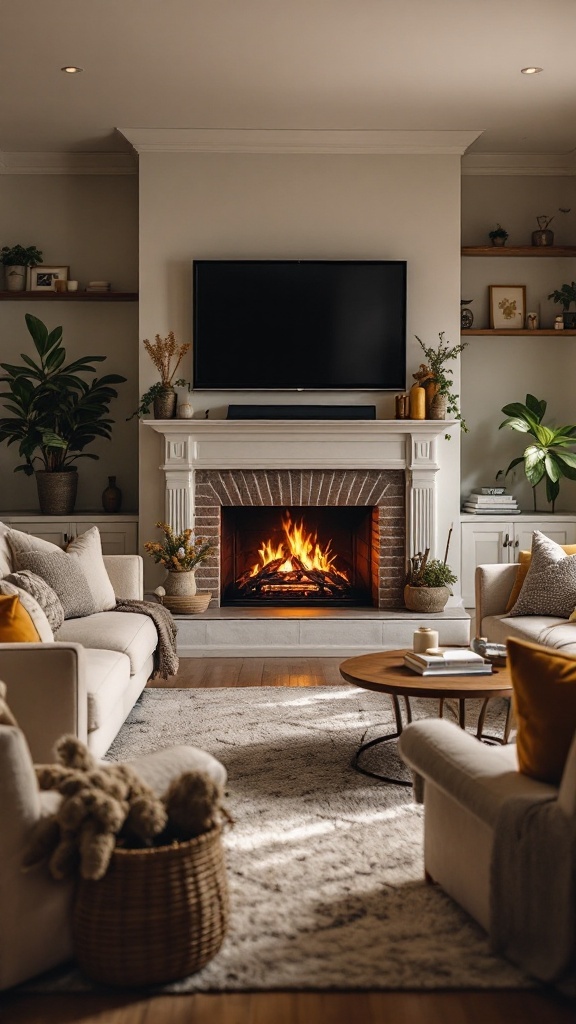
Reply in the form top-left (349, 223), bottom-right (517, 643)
top-left (221, 505), bottom-right (373, 606)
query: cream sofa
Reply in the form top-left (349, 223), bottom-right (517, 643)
top-left (0, 554), bottom-right (158, 762)
top-left (476, 562), bottom-right (576, 654)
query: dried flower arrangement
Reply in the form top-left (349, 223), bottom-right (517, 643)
top-left (144, 521), bottom-right (215, 573)
top-left (143, 331), bottom-right (191, 387)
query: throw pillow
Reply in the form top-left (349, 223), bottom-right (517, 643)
top-left (508, 531), bottom-right (576, 618)
top-left (507, 637), bottom-right (576, 784)
top-left (506, 542), bottom-right (576, 612)
top-left (0, 594), bottom-right (40, 642)
top-left (0, 521), bottom-right (12, 577)
top-left (9, 551), bottom-right (97, 620)
top-left (0, 580), bottom-right (54, 642)
top-left (3, 570), bottom-right (64, 633)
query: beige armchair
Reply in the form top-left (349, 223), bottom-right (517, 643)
top-left (398, 718), bottom-right (576, 990)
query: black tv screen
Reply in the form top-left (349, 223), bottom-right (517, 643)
top-left (193, 260), bottom-right (406, 390)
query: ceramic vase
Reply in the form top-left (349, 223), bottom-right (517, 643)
top-left (164, 570), bottom-right (197, 598)
top-left (404, 585), bottom-right (449, 613)
top-left (102, 475), bottom-right (122, 513)
top-left (5, 265), bottom-right (26, 291)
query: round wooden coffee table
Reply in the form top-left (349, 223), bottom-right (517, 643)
top-left (339, 649), bottom-right (513, 785)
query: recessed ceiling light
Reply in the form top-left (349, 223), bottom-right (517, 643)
top-left (61, 66), bottom-right (83, 74)
top-left (521, 66), bottom-right (543, 74)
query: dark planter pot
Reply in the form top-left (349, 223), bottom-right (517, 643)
top-left (563, 311), bottom-right (576, 329)
top-left (153, 387), bottom-right (177, 419)
top-left (35, 469), bottom-right (78, 515)
top-left (532, 229), bottom-right (554, 247)
top-left (490, 236), bottom-right (507, 247)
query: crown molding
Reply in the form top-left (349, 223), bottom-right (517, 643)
top-left (462, 151), bottom-right (576, 176)
top-left (117, 127), bottom-right (483, 155)
top-left (0, 151), bottom-right (137, 175)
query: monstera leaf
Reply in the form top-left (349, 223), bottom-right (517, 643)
top-left (498, 394), bottom-right (576, 511)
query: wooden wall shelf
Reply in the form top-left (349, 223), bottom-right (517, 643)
top-left (462, 328), bottom-right (576, 337)
top-left (0, 291), bottom-right (138, 302)
top-left (462, 245), bottom-right (576, 257)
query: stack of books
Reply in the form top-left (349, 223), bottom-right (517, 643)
top-left (403, 648), bottom-right (492, 676)
top-left (462, 487), bottom-right (519, 515)
top-left (86, 281), bottom-right (111, 293)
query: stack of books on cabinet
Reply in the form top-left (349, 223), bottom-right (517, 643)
top-left (462, 487), bottom-right (519, 515)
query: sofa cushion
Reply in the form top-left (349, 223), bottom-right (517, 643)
top-left (3, 570), bottom-right (64, 632)
top-left (508, 531), bottom-right (576, 618)
top-left (481, 613), bottom-right (567, 648)
top-left (0, 595), bottom-right (40, 642)
top-left (56, 611), bottom-right (157, 676)
top-left (507, 637), bottom-right (576, 784)
top-left (7, 526), bottom-right (115, 616)
top-left (84, 649), bottom-right (132, 733)
top-left (0, 580), bottom-right (54, 642)
top-left (0, 521), bottom-right (12, 577)
top-left (506, 544), bottom-right (576, 612)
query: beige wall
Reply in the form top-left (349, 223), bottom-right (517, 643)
top-left (0, 175), bottom-right (139, 512)
top-left (461, 173), bottom-right (576, 511)
top-left (139, 151), bottom-right (463, 587)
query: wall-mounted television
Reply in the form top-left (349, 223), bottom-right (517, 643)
top-left (193, 260), bottom-right (406, 391)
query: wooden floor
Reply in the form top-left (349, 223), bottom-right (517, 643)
top-left (4, 658), bottom-right (574, 1024)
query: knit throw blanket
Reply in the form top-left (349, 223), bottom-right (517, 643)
top-left (115, 599), bottom-right (179, 679)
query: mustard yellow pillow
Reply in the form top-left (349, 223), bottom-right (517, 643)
top-left (505, 543), bottom-right (576, 612)
top-left (0, 593), bottom-right (40, 643)
top-left (507, 637), bottom-right (576, 784)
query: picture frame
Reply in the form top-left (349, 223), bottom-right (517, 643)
top-left (28, 265), bottom-right (69, 291)
top-left (489, 285), bottom-right (526, 330)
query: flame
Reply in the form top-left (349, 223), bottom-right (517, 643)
top-left (250, 511), bottom-right (347, 579)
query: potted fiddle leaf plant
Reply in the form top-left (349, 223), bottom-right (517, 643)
top-left (0, 244), bottom-right (43, 292)
top-left (0, 314), bottom-right (126, 515)
top-left (497, 394), bottom-right (576, 512)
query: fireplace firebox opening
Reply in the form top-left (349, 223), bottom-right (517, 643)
top-left (221, 505), bottom-right (373, 607)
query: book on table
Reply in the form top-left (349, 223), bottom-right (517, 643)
top-left (403, 648), bottom-right (493, 676)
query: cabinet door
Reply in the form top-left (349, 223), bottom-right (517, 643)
top-left (10, 521), bottom-right (70, 547)
top-left (461, 522), bottom-right (513, 607)
top-left (73, 521), bottom-right (138, 555)
top-left (514, 520), bottom-right (576, 555)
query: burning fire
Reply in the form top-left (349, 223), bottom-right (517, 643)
top-left (250, 511), bottom-right (347, 581)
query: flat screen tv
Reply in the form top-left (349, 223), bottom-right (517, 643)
top-left (193, 260), bottom-right (406, 390)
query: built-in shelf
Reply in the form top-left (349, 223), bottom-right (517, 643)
top-left (0, 291), bottom-right (138, 302)
top-left (462, 328), bottom-right (576, 336)
top-left (462, 245), bottom-right (576, 257)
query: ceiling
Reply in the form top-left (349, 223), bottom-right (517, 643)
top-left (2, 0), bottom-right (576, 157)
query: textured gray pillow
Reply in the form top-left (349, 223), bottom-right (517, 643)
top-left (4, 569), bottom-right (65, 632)
top-left (10, 551), bottom-right (97, 620)
top-left (509, 530), bottom-right (576, 618)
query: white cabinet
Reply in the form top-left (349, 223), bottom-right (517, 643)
top-left (461, 513), bottom-right (576, 607)
top-left (1, 514), bottom-right (138, 555)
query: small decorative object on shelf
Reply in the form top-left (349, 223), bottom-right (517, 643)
top-left (29, 265), bottom-right (69, 292)
top-left (488, 223), bottom-right (508, 247)
top-left (460, 299), bottom-right (474, 329)
top-left (177, 397), bottom-right (194, 419)
top-left (394, 394), bottom-right (409, 418)
top-left (497, 394), bottom-right (576, 512)
top-left (144, 521), bottom-right (215, 613)
top-left (555, 315), bottom-right (565, 330)
top-left (101, 475), bottom-right (122, 513)
top-left (489, 285), bottom-right (526, 330)
top-left (525, 311), bottom-right (539, 330)
top-left (414, 332), bottom-right (468, 437)
top-left (532, 214), bottom-right (555, 247)
top-left (0, 243), bottom-right (43, 292)
top-left (413, 625), bottom-right (439, 653)
top-left (547, 280), bottom-right (576, 328)
top-left (128, 331), bottom-right (191, 420)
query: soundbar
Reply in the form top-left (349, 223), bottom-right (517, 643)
top-left (226, 405), bottom-right (377, 420)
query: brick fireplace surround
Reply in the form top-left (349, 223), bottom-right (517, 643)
top-left (146, 419), bottom-right (469, 656)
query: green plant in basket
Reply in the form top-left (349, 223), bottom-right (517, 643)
top-left (144, 521), bottom-right (215, 573)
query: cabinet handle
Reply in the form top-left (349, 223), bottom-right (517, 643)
top-left (514, 538), bottom-right (519, 547)
top-left (64, 533), bottom-right (68, 543)
top-left (503, 533), bottom-right (509, 548)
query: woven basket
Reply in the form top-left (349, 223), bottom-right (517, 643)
top-left (162, 591), bottom-right (212, 614)
top-left (35, 469), bottom-right (78, 515)
top-left (72, 826), bottom-right (229, 987)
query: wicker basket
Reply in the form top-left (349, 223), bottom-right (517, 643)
top-left (72, 826), bottom-right (229, 987)
top-left (162, 591), bottom-right (212, 614)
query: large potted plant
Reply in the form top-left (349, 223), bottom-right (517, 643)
top-left (497, 394), bottom-right (576, 512)
top-left (0, 314), bottom-right (126, 514)
top-left (0, 244), bottom-right (43, 292)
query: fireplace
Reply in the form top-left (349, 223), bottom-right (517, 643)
top-left (220, 505), bottom-right (373, 606)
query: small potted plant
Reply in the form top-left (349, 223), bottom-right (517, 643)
top-left (488, 224), bottom-right (509, 247)
top-left (414, 332), bottom-right (468, 437)
top-left (0, 244), bottom-right (43, 292)
top-left (532, 215), bottom-right (555, 247)
top-left (404, 548), bottom-right (458, 613)
top-left (132, 332), bottom-right (191, 419)
top-left (145, 521), bottom-right (216, 611)
top-left (547, 281), bottom-right (576, 329)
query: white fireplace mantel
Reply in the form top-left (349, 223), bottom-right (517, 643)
top-left (145, 418), bottom-right (454, 558)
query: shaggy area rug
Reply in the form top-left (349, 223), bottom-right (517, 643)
top-left (29, 686), bottom-right (532, 992)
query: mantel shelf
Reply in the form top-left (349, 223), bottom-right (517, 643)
top-left (0, 291), bottom-right (138, 302)
top-left (461, 245), bottom-right (576, 257)
top-left (462, 328), bottom-right (576, 336)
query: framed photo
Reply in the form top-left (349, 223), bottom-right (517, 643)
top-left (28, 265), bottom-right (69, 291)
top-left (489, 285), bottom-right (526, 330)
